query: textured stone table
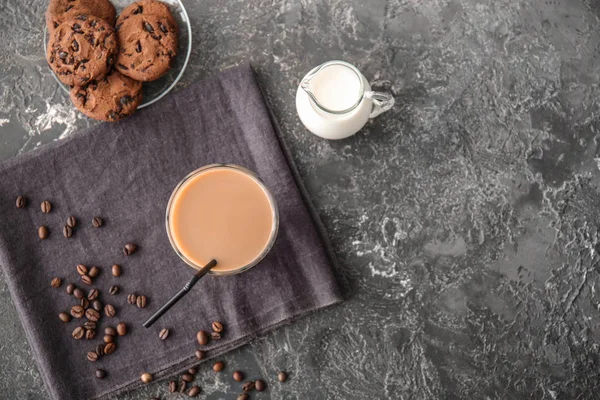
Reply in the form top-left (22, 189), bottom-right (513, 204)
top-left (2, 0), bottom-right (600, 398)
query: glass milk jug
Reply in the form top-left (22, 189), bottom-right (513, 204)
top-left (295, 60), bottom-right (395, 140)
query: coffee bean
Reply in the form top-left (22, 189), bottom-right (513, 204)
top-left (80, 297), bottom-right (90, 309)
top-left (63, 225), bottom-right (73, 238)
top-left (85, 308), bottom-right (100, 321)
top-left (195, 349), bottom-right (206, 360)
top-left (242, 381), bottom-right (255, 392)
top-left (66, 216), bottom-right (77, 228)
top-left (212, 321), bottom-right (223, 332)
top-left (71, 305), bottom-right (85, 318)
top-left (41, 200), bottom-right (52, 213)
top-left (123, 243), bottom-right (137, 256)
top-left (84, 321), bottom-right (96, 330)
top-left (66, 283), bottom-right (75, 295)
top-left (95, 369), bottom-right (106, 379)
top-left (88, 266), bottom-right (100, 278)
top-left (104, 304), bottom-right (116, 317)
top-left (136, 295), bottom-right (147, 308)
top-left (278, 371), bottom-right (287, 382)
top-left (76, 264), bottom-right (88, 275)
top-left (255, 379), bottom-right (266, 392)
top-left (81, 275), bottom-right (92, 285)
top-left (188, 386), bottom-right (201, 397)
top-left (111, 264), bottom-right (121, 277)
top-left (92, 216), bottom-right (103, 227)
top-left (168, 380), bottom-right (177, 392)
top-left (237, 394), bottom-right (249, 400)
top-left (188, 367), bottom-right (197, 375)
top-left (233, 371), bottom-right (244, 382)
top-left (109, 285), bottom-right (119, 295)
top-left (92, 300), bottom-right (102, 311)
top-left (87, 289), bottom-right (99, 300)
top-left (72, 326), bottom-right (85, 339)
top-left (127, 293), bottom-right (137, 305)
top-left (182, 373), bottom-right (194, 382)
top-left (104, 335), bottom-right (114, 344)
top-left (38, 226), bottom-right (49, 239)
top-left (211, 331), bottom-right (222, 340)
top-left (159, 328), bottom-right (170, 340)
top-left (87, 351), bottom-right (98, 362)
top-left (196, 330), bottom-right (209, 345)
top-left (59, 312), bottom-right (71, 322)
top-left (96, 344), bottom-right (105, 356)
top-left (85, 329), bottom-right (96, 340)
top-left (140, 372), bottom-right (153, 384)
top-left (212, 361), bottom-right (224, 372)
top-left (178, 381), bottom-right (186, 393)
top-left (73, 287), bottom-right (84, 299)
top-left (105, 326), bottom-right (117, 336)
top-left (16, 196), bottom-right (26, 209)
top-left (104, 342), bottom-right (116, 354)
top-left (51, 277), bottom-right (62, 288)
top-left (117, 322), bottom-right (127, 336)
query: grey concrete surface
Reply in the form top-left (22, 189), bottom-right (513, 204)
top-left (2, 0), bottom-right (600, 398)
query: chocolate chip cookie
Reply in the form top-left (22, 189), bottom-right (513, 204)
top-left (115, 14), bottom-right (178, 81)
top-left (70, 70), bottom-right (143, 122)
top-left (117, 0), bottom-right (177, 30)
top-left (46, 0), bottom-right (116, 32)
top-left (47, 17), bottom-right (118, 86)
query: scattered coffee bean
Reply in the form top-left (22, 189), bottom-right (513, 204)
top-left (127, 293), bottom-right (137, 305)
top-left (76, 264), bottom-right (88, 276)
top-left (104, 342), bottom-right (116, 354)
top-left (104, 304), bottom-right (116, 317)
top-left (188, 386), bottom-right (201, 397)
top-left (16, 195), bottom-right (26, 209)
top-left (159, 328), bottom-right (170, 340)
top-left (140, 372), bottom-right (153, 384)
top-left (41, 200), bottom-right (52, 213)
top-left (123, 243), bottom-right (137, 256)
top-left (278, 371), bottom-right (287, 382)
top-left (38, 226), bottom-right (49, 239)
top-left (88, 266), bottom-right (100, 278)
top-left (168, 380), bottom-right (177, 392)
top-left (66, 216), bottom-right (77, 228)
top-left (85, 308), bottom-right (100, 321)
top-left (63, 225), bottom-right (73, 238)
top-left (72, 326), bottom-right (85, 339)
top-left (212, 321), bottom-right (223, 332)
top-left (237, 394), bottom-right (249, 400)
top-left (136, 295), bottom-right (147, 308)
top-left (196, 330), bottom-right (209, 345)
top-left (66, 283), bottom-right (75, 295)
top-left (73, 287), bottom-right (84, 299)
top-left (242, 381), bottom-right (255, 392)
top-left (85, 329), bottom-right (96, 340)
top-left (96, 344), bottom-right (105, 356)
top-left (59, 312), bottom-right (71, 322)
top-left (104, 335), bottom-right (114, 344)
top-left (188, 367), bottom-right (197, 375)
top-left (95, 369), bottom-right (106, 379)
top-left (195, 349), bottom-right (206, 360)
top-left (109, 285), bottom-right (119, 295)
top-left (51, 277), bottom-right (62, 288)
top-left (182, 373), bottom-right (194, 382)
top-left (111, 264), bottom-right (121, 277)
top-left (211, 331), bottom-right (222, 340)
top-left (80, 298), bottom-right (90, 309)
top-left (87, 289), bottom-right (99, 300)
top-left (81, 275), bottom-right (92, 285)
top-left (87, 351), bottom-right (98, 362)
top-left (92, 216), bottom-right (103, 228)
top-left (84, 321), bottom-right (96, 330)
top-left (70, 305), bottom-right (85, 318)
top-left (105, 326), bottom-right (117, 336)
top-left (233, 371), bottom-right (244, 382)
top-left (117, 322), bottom-right (127, 336)
top-left (178, 381), bottom-right (187, 393)
top-left (255, 379), bottom-right (266, 392)
top-left (212, 361), bottom-right (224, 372)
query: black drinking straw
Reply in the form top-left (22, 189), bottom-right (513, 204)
top-left (143, 259), bottom-right (217, 328)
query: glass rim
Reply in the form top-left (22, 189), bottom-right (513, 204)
top-left (165, 164), bottom-right (279, 276)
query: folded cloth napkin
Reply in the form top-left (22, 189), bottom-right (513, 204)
top-left (0, 64), bottom-right (342, 400)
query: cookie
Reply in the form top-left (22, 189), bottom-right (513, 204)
top-left (115, 14), bottom-right (178, 81)
top-left (117, 0), bottom-right (177, 30)
top-left (47, 17), bottom-right (118, 86)
top-left (46, 0), bottom-right (116, 32)
top-left (70, 70), bottom-right (143, 122)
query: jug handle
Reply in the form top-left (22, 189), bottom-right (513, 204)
top-left (365, 91), bottom-right (395, 118)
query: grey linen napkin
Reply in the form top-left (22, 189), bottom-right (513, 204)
top-left (0, 64), bottom-right (342, 400)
